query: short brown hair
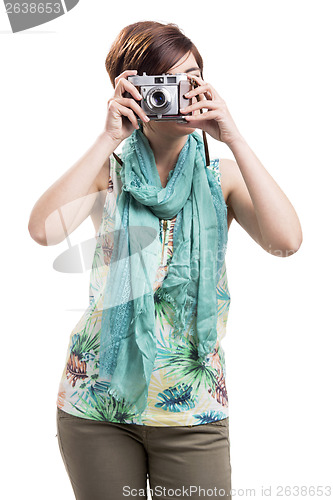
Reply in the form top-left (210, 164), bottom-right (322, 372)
top-left (105, 21), bottom-right (204, 87)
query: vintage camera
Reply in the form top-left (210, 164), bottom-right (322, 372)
top-left (124, 72), bottom-right (193, 123)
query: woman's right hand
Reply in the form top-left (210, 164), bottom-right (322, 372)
top-left (103, 69), bottom-right (150, 144)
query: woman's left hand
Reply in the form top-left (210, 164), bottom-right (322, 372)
top-left (180, 74), bottom-right (243, 146)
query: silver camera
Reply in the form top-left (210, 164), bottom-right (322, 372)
top-left (124, 72), bottom-right (193, 123)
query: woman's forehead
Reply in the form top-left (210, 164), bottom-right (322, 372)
top-left (168, 52), bottom-right (200, 73)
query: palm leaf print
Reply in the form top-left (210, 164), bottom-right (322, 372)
top-left (155, 382), bottom-right (198, 412)
top-left (100, 194), bottom-right (116, 237)
top-left (207, 347), bottom-right (228, 406)
top-left (115, 159), bottom-right (122, 179)
top-left (101, 232), bottom-right (114, 267)
top-left (66, 311), bottom-right (100, 388)
top-left (91, 238), bottom-right (103, 269)
top-left (216, 282), bottom-right (230, 318)
top-left (216, 283), bottom-right (230, 306)
top-left (166, 216), bottom-right (177, 262)
top-left (108, 176), bottom-right (114, 193)
top-left (89, 239), bottom-right (107, 307)
top-left (192, 409), bottom-right (228, 425)
top-left (154, 287), bottom-right (175, 329)
top-left (216, 262), bottom-right (230, 307)
top-left (67, 381), bottom-right (137, 422)
top-left (155, 335), bottom-right (218, 396)
top-left (57, 384), bottom-right (66, 409)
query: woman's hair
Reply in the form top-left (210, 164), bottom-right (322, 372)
top-left (105, 21), bottom-right (204, 87)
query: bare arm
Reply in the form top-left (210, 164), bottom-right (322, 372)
top-left (28, 133), bottom-right (120, 246)
top-left (222, 138), bottom-right (303, 257)
top-left (28, 69), bottom-right (149, 247)
top-left (179, 72), bottom-right (302, 257)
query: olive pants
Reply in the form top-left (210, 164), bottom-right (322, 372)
top-left (56, 407), bottom-right (232, 499)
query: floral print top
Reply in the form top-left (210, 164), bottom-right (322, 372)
top-left (56, 154), bottom-right (231, 426)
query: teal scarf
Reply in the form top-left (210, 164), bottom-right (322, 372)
top-left (98, 125), bottom-right (227, 422)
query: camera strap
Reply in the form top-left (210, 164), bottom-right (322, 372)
top-left (189, 77), bottom-right (210, 166)
top-left (202, 131), bottom-right (210, 166)
top-left (113, 151), bottom-right (123, 166)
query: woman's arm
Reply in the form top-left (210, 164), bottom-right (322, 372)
top-left (28, 132), bottom-right (120, 246)
top-left (28, 69), bottom-right (149, 247)
top-left (180, 73), bottom-right (303, 257)
top-left (222, 137), bottom-right (303, 257)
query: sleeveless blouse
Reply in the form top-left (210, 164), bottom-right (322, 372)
top-left (56, 154), bottom-right (231, 426)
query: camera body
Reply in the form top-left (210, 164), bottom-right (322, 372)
top-left (124, 72), bottom-right (193, 123)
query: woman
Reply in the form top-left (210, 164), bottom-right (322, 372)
top-left (28, 20), bottom-right (302, 500)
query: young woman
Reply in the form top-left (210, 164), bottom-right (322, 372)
top-left (28, 20), bottom-right (302, 500)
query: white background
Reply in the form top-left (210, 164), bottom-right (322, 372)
top-left (1, 0), bottom-right (332, 498)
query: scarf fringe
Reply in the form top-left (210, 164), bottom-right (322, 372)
top-left (158, 285), bottom-right (195, 337)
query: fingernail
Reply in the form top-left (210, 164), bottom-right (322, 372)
top-left (144, 116), bottom-right (150, 122)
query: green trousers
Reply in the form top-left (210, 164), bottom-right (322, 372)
top-left (56, 407), bottom-right (232, 499)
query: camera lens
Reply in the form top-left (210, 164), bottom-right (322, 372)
top-left (151, 90), bottom-right (166, 107)
top-left (146, 87), bottom-right (172, 113)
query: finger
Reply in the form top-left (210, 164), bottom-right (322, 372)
top-left (187, 73), bottom-right (206, 89)
top-left (116, 97), bottom-right (150, 122)
top-left (184, 110), bottom-right (219, 121)
top-left (191, 94), bottom-right (205, 117)
top-left (114, 77), bottom-right (142, 101)
top-left (114, 102), bottom-right (140, 129)
top-left (114, 69), bottom-right (138, 87)
top-left (187, 74), bottom-right (215, 100)
top-left (187, 73), bottom-right (205, 86)
top-left (196, 91), bottom-right (208, 109)
top-left (185, 85), bottom-right (213, 101)
top-left (180, 100), bottom-right (218, 114)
